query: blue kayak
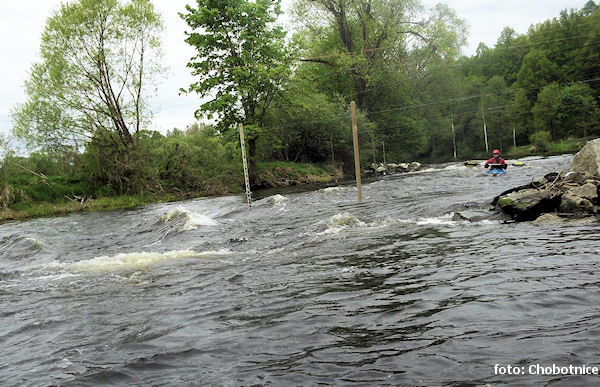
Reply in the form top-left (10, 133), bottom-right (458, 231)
top-left (487, 168), bottom-right (506, 176)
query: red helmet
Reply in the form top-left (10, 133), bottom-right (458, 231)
top-left (492, 149), bottom-right (500, 155)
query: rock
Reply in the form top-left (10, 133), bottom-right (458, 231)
top-left (497, 188), bottom-right (561, 221)
top-left (409, 162), bottom-right (421, 171)
top-left (492, 182), bottom-right (538, 205)
top-left (452, 210), bottom-right (511, 222)
top-left (398, 163), bottom-right (409, 171)
top-left (567, 183), bottom-right (598, 200)
top-left (452, 210), bottom-right (491, 222)
top-left (571, 138), bottom-right (600, 177)
top-left (560, 193), bottom-right (594, 213)
top-left (585, 179), bottom-right (600, 186)
top-left (564, 171), bottom-right (588, 184)
top-left (387, 163), bottom-right (398, 169)
top-left (533, 213), bottom-right (564, 224)
top-left (375, 166), bottom-right (387, 174)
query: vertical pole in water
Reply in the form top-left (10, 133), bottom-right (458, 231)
top-left (238, 123), bottom-right (252, 209)
top-left (451, 120), bottom-right (457, 162)
top-left (351, 101), bottom-right (362, 203)
top-left (382, 142), bottom-right (386, 165)
top-left (513, 127), bottom-right (517, 148)
top-left (481, 96), bottom-right (489, 153)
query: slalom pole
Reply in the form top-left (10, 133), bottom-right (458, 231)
top-left (351, 101), bottom-right (362, 203)
top-left (238, 123), bottom-right (252, 209)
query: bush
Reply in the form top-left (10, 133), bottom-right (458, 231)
top-left (529, 130), bottom-right (552, 152)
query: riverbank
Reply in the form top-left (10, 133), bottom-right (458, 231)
top-left (504, 137), bottom-right (587, 159)
top-left (422, 138), bottom-right (587, 164)
top-left (0, 162), bottom-right (342, 222)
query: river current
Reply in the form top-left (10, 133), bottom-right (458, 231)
top-left (1, 155), bottom-right (599, 386)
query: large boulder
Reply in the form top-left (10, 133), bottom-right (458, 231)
top-left (496, 188), bottom-right (561, 221)
top-left (560, 193), bottom-right (594, 213)
top-left (567, 183), bottom-right (598, 200)
top-left (571, 138), bottom-right (600, 177)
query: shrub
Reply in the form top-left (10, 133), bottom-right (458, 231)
top-left (529, 130), bottom-right (552, 152)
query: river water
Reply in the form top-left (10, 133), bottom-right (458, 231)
top-left (1, 155), bottom-right (599, 386)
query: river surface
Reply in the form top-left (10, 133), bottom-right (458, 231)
top-left (1, 155), bottom-right (599, 386)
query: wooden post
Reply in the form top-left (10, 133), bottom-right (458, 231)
top-left (382, 142), bottom-right (386, 165)
top-left (513, 127), bottom-right (517, 148)
top-left (481, 96), bottom-right (489, 153)
top-left (238, 123), bottom-right (252, 209)
top-left (351, 101), bottom-right (362, 203)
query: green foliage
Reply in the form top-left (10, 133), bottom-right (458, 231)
top-left (181, 0), bottom-right (291, 182)
top-left (532, 83), bottom-right (560, 136)
top-left (12, 0), bottom-right (163, 151)
top-left (180, 0), bottom-right (289, 127)
top-left (554, 84), bottom-right (600, 138)
top-left (529, 130), bottom-right (552, 152)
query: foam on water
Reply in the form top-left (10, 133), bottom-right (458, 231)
top-left (316, 212), bottom-right (366, 235)
top-left (414, 213), bottom-right (457, 225)
top-left (44, 249), bottom-right (232, 273)
top-left (159, 207), bottom-right (217, 230)
top-left (267, 194), bottom-right (288, 205)
top-left (254, 194), bottom-right (289, 207)
top-left (320, 186), bottom-right (354, 194)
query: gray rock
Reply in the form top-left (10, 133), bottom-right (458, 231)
top-left (387, 163), bottom-right (399, 169)
top-left (452, 210), bottom-right (491, 222)
top-left (564, 171), bottom-right (588, 184)
top-left (375, 166), bottom-right (387, 173)
top-left (409, 162), bottom-right (421, 171)
top-left (571, 138), bottom-right (600, 177)
top-left (497, 188), bottom-right (561, 221)
top-left (398, 163), bottom-right (409, 171)
top-left (567, 183), bottom-right (598, 200)
top-left (533, 213), bottom-right (564, 224)
top-left (560, 193), bottom-right (594, 212)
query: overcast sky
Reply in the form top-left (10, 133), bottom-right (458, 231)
top-left (0, 0), bottom-right (590, 140)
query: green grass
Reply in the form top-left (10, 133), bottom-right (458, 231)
top-left (0, 193), bottom-right (181, 222)
top-left (504, 138), bottom-right (587, 159)
top-left (258, 161), bottom-right (328, 176)
top-left (1, 161), bottom-right (342, 221)
top-left (256, 161), bottom-right (341, 187)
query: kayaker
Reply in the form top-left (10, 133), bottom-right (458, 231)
top-left (484, 150), bottom-right (507, 170)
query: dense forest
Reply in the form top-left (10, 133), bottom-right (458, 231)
top-left (1, 0), bottom-right (600, 216)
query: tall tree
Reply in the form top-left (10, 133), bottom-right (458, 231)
top-left (554, 84), bottom-right (600, 138)
top-left (12, 0), bottom-right (163, 151)
top-left (531, 83), bottom-right (561, 136)
top-left (181, 0), bottom-right (290, 182)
